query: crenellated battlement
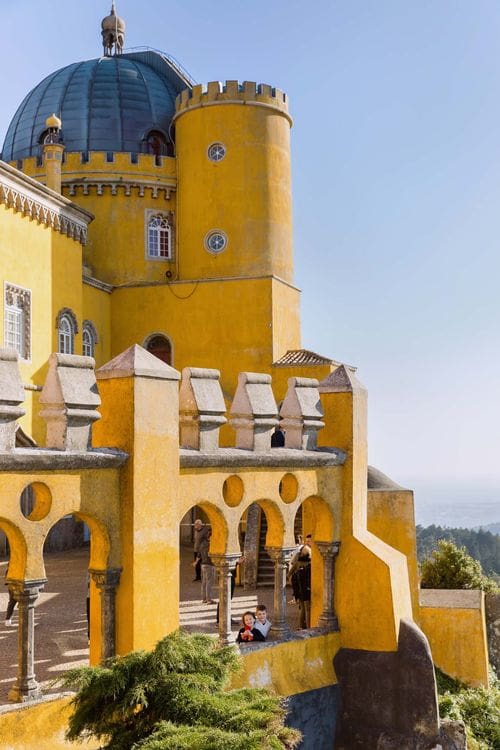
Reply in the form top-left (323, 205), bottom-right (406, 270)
top-left (174, 80), bottom-right (292, 123)
top-left (10, 152), bottom-right (177, 201)
top-left (11, 151), bottom-right (176, 179)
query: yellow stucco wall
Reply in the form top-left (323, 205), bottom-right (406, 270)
top-left (419, 590), bottom-right (490, 687)
top-left (82, 281), bottom-right (111, 369)
top-left (109, 277), bottom-right (279, 398)
top-left (0, 200), bottom-right (88, 443)
top-left (20, 153), bottom-right (177, 288)
top-left (231, 632), bottom-right (340, 694)
top-left (368, 489), bottom-right (420, 618)
top-left (0, 697), bottom-right (99, 750)
top-left (175, 91), bottom-right (293, 284)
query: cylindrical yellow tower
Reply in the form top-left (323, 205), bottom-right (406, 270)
top-left (173, 80), bottom-right (294, 283)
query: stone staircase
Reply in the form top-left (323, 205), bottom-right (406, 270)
top-left (257, 512), bottom-right (274, 587)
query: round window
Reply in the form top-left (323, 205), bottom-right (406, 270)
top-left (207, 142), bottom-right (226, 162)
top-left (205, 230), bottom-right (227, 254)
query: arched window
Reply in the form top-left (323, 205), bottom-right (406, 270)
top-left (56, 309), bottom-right (78, 354)
top-left (144, 130), bottom-right (169, 156)
top-left (82, 321), bottom-right (98, 358)
top-left (147, 214), bottom-right (172, 259)
top-left (145, 334), bottom-right (172, 365)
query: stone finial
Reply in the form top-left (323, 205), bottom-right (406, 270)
top-left (318, 364), bottom-right (365, 394)
top-left (39, 353), bottom-right (101, 451)
top-left (96, 344), bottom-right (180, 382)
top-left (179, 368), bottom-right (226, 451)
top-left (279, 377), bottom-right (324, 450)
top-left (229, 372), bottom-right (279, 451)
top-left (0, 348), bottom-right (26, 450)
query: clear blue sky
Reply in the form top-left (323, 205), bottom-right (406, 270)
top-left (2, 1), bottom-right (499, 492)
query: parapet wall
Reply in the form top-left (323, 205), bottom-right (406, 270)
top-left (11, 152), bottom-right (176, 180)
top-left (174, 80), bottom-right (291, 122)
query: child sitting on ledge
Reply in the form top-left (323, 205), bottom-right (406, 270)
top-left (236, 611), bottom-right (266, 644)
top-left (253, 603), bottom-right (272, 638)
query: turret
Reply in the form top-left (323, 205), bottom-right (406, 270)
top-left (101, 2), bottom-right (125, 56)
top-left (173, 80), bottom-right (294, 283)
top-left (42, 114), bottom-right (64, 194)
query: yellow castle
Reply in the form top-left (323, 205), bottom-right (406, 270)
top-left (0, 6), bottom-right (491, 749)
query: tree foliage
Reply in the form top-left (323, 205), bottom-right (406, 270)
top-left (416, 525), bottom-right (500, 575)
top-left (57, 631), bottom-right (301, 750)
top-left (420, 540), bottom-right (498, 592)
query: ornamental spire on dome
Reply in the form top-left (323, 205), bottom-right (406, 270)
top-left (101, 2), bottom-right (126, 56)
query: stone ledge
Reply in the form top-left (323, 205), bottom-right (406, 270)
top-left (419, 589), bottom-right (483, 609)
top-left (0, 447), bottom-right (128, 471)
top-left (0, 691), bottom-right (73, 715)
top-left (180, 447), bottom-right (346, 469)
top-left (237, 626), bottom-right (338, 653)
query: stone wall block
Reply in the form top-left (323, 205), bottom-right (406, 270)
top-left (280, 377), bottom-right (324, 450)
top-left (179, 367), bottom-right (226, 451)
top-left (485, 592), bottom-right (500, 674)
top-left (0, 348), bottom-right (26, 450)
top-left (39, 353), bottom-right (101, 451)
top-left (229, 371), bottom-right (279, 451)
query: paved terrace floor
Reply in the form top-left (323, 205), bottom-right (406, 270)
top-left (0, 547), bottom-right (301, 707)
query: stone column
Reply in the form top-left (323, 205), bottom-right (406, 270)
top-left (8, 579), bottom-right (46, 702)
top-left (212, 554), bottom-right (241, 646)
top-left (89, 568), bottom-right (122, 661)
top-left (266, 547), bottom-right (295, 637)
top-left (316, 541), bottom-right (341, 631)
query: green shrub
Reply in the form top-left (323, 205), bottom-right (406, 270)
top-left (436, 668), bottom-right (500, 750)
top-left (420, 540), bottom-right (498, 592)
top-left (57, 631), bottom-right (301, 750)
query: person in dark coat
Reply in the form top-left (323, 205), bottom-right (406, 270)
top-left (291, 545), bottom-right (311, 629)
top-left (4, 569), bottom-right (16, 627)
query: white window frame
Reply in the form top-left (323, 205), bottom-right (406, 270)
top-left (82, 321), bottom-right (98, 358)
top-left (4, 282), bottom-right (31, 361)
top-left (145, 211), bottom-right (173, 261)
top-left (204, 229), bottom-right (228, 254)
top-left (58, 314), bottom-right (75, 354)
top-left (207, 142), bottom-right (226, 162)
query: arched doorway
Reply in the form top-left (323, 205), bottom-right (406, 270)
top-left (144, 333), bottom-right (172, 365)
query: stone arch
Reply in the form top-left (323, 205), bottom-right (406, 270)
top-left (0, 518), bottom-right (27, 580)
top-left (72, 512), bottom-right (111, 571)
top-left (295, 494), bottom-right (334, 543)
top-left (188, 500), bottom-right (228, 556)
top-left (253, 498), bottom-right (285, 548)
top-left (143, 331), bottom-right (173, 366)
top-left (55, 307), bottom-right (79, 334)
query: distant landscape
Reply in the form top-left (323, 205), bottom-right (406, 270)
top-left (400, 476), bottom-right (500, 574)
top-left (416, 524), bottom-right (500, 575)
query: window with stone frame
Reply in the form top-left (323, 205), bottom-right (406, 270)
top-left (147, 213), bottom-right (172, 259)
top-left (56, 309), bottom-right (78, 355)
top-left (4, 283), bottom-right (31, 360)
top-left (82, 321), bottom-right (98, 358)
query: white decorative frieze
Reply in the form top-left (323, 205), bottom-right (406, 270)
top-left (63, 180), bottom-right (174, 201)
top-left (0, 164), bottom-right (90, 246)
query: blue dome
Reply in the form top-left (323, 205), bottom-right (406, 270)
top-left (2, 51), bottom-right (190, 160)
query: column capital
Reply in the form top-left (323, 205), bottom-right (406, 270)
top-left (265, 546), bottom-right (296, 564)
top-left (89, 567), bottom-right (122, 590)
top-left (6, 579), bottom-right (47, 598)
top-left (315, 541), bottom-right (341, 559)
top-left (211, 553), bottom-right (241, 571)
